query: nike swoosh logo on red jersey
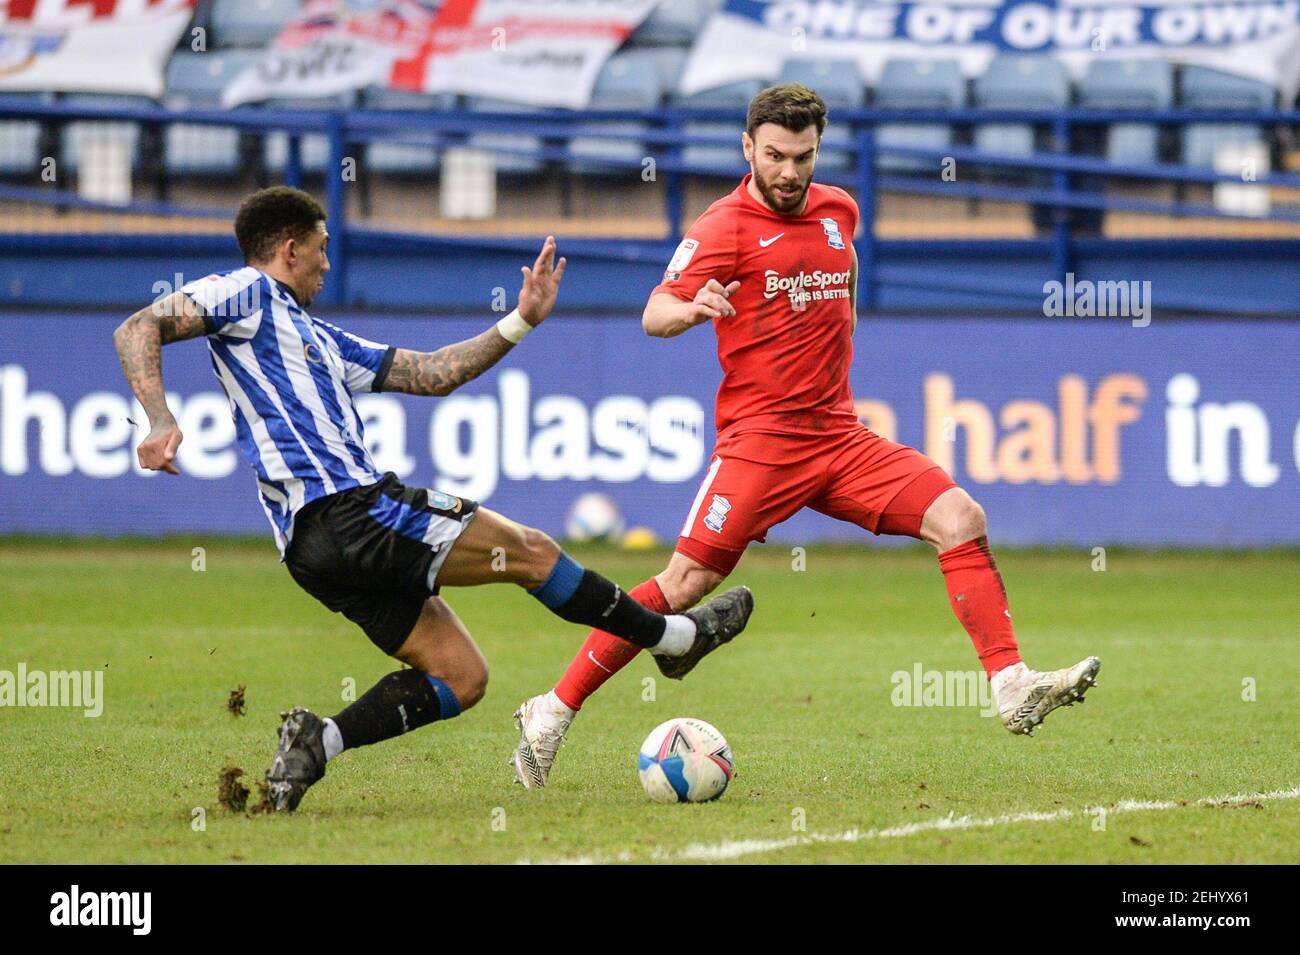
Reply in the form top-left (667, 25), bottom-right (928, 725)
top-left (758, 233), bottom-right (785, 247)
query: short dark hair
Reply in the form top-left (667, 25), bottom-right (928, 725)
top-left (234, 186), bottom-right (326, 264)
top-left (746, 83), bottom-right (828, 140)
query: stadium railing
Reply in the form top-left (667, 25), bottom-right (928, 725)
top-left (0, 99), bottom-right (1297, 310)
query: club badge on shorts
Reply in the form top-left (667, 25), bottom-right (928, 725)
top-left (428, 491), bottom-right (462, 514)
top-left (703, 494), bottom-right (732, 533)
top-left (821, 217), bottom-right (845, 250)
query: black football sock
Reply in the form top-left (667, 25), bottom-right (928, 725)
top-left (529, 552), bottom-right (679, 649)
top-left (329, 669), bottom-right (461, 751)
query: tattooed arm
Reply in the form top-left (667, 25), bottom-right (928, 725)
top-left (112, 290), bottom-right (208, 475)
top-left (385, 329), bottom-right (516, 397)
top-left (383, 235), bottom-right (567, 398)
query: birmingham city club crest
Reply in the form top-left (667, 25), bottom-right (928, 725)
top-left (821, 217), bottom-right (844, 250)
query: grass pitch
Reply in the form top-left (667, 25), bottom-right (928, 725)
top-left (1, 538), bottom-right (1297, 864)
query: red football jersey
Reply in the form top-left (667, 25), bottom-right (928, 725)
top-left (652, 174), bottom-right (860, 443)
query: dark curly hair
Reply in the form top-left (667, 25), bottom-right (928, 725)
top-left (234, 186), bottom-right (327, 264)
top-left (746, 84), bottom-right (828, 140)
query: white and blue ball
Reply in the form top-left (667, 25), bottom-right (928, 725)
top-left (564, 492), bottom-right (625, 542)
top-left (637, 718), bottom-right (734, 803)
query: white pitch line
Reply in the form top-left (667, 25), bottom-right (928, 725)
top-left (517, 785), bottom-right (1300, 865)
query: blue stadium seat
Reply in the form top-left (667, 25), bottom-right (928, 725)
top-left (362, 88), bottom-right (456, 175)
top-left (211, 0), bottom-right (300, 49)
top-left (776, 59), bottom-right (864, 110)
top-left (1181, 123), bottom-right (1267, 168)
top-left (630, 0), bottom-right (720, 47)
top-left (975, 54), bottom-right (1070, 109)
top-left (466, 98), bottom-right (547, 176)
top-left (1079, 59), bottom-right (1173, 109)
top-left (775, 59), bottom-right (864, 172)
top-left (0, 93), bottom-right (51, 176)
top-left (1078, 59), bottom-right (1173, 166)
top-left (1182, 66), bottom-right (1275, 110)
top-left (571, 50), bottom-right (666, 173)
top-left (875, 58), bottom-right (965, 109)
top-left (1105, 123), bottom-right (1160, 166)
top-left (972, 123), bottom-right (1035, 157)
top-left (972, 55), bottom-right (1068, 175)
top-left (1180, 67), bottom-right (1273, 168)
top-left (163, 51), bottom-right (263, 176)
top-left (673, 80), bottom-right (761, 173)
top-left (873, 59), bottom-right (964, 173)
top-left (61, 95), bottom-right (150, 173)
top-left (262, 93), bottom-right (356, 176)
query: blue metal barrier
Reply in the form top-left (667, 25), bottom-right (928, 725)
top-left (0, 100), bottom-right (1297, 310)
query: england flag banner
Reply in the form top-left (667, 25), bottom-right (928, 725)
top-left (681, 0), bottom-right (1300, 102)
top-left (0, 0), bottom-right (197, 97)
top-left (221, 0), bottom-right (438, 107)
top-left (223, 0), bottom-right (662, 109)
top-left (398, 0), bottom-right (662, 107)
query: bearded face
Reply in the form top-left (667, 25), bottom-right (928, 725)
top-left (743, 123), bottom-right (820, 215)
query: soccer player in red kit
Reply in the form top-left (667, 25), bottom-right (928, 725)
top-left (511, 84), bottom-right (1100, 789)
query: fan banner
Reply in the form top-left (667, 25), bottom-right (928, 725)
top-left (222, 0), bottom-right (662, 109)
top-left (0, 0), bottom-right (197, 97)
top-left (681, 0), bottom-right (1300, 102)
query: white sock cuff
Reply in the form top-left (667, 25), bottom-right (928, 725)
top-left (322, 717), bottom-right (344, 761)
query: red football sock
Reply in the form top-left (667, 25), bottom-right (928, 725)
top-left (554, 577), bottom-right (670, 711)
top-left (938, 537), bottom-right (1023, 677)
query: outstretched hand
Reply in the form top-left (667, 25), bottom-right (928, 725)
top-left (517, 235), bottom-right (568, 327)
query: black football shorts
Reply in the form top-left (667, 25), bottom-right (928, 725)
top-left (284, 473), bottom-right (479, 654)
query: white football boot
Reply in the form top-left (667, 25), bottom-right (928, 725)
top-left (512, 690), bottom-right (576, 789)
top-left (993, 656), bottom-right (1101, 735)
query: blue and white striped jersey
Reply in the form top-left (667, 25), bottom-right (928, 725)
top-left (180, 267), bottom-right (395, 556)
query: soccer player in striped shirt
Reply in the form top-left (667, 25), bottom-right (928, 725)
top-left (112, 186), bottom-right (753, 811)
top-left (511, 85), bottom-right (1100, 789)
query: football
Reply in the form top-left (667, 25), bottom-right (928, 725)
top-left (637, 717), bottom-right (734, 803)
top-left (564, 491), bottom-right (625, 542)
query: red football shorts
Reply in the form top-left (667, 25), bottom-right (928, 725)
top-left (676, 427), bottom-right (957, 576)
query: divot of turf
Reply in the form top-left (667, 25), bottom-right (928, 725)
top-left (217, 764), bottom-right (249, 813)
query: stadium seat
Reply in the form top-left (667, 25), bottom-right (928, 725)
top-left (465, 98), bottom-right (547, 176)
top-left (262, 94), bottom-right (357, 176)
top-left (972, 55), bottom-right (1069, 178)
top-left (777, 59), bottom-right (864, 110)
top-left (776, 59), bottom-right (864, 171)
top-left (211, 0), bottom-right (301, 49)
top-left (1080, 59), bottom-right (1173, 110)
top-left (0, 93), bottom-right (51, 177)
top-left (972, 123), bottom-right (1035, 158)
top-left (362, 88), bottom-right (456, 175)
top-left (570, 50), bottom-right (666, 173)
top-left (630, 0), bottom-right (721, 47)
top-left (1181, 123), bottom-right (1267, 169)
top-left (61, 95), bottom-right (150, 174)
top-left (163, 50), bottom-right (263, 176)
top-left (673, 80), bottom-right (761, 173)
top-left (1104, 123), bottom-right (1160, 166)
top-left (1182, 67), bottom-right (1275, 110)
top-left (1078, 59), bottom-right (1173, 166)
top-left (1180, 67), bottom-right (1274, 169)
top-left (975, 54), bottom-right (1070, 109)
top-left (873, 59), bottom-right (964, 174)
